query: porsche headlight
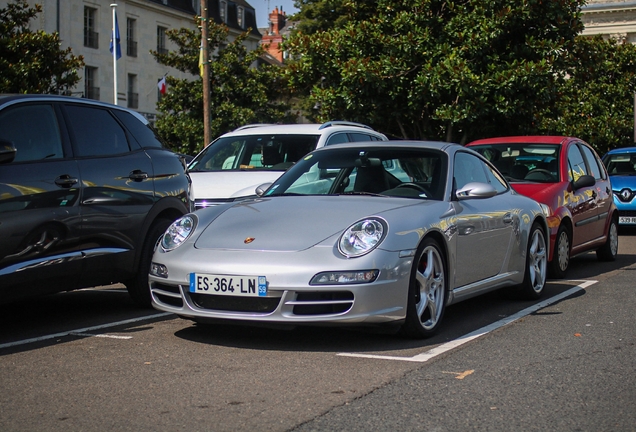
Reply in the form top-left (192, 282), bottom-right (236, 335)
top-left (161, 215), bottom-right (197, 251)
top-left (338, 217), bottom-right (387, 258)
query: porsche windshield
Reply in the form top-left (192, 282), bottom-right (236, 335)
top-left (265, 147), bottom-right (448, 200)
top-left (188, 134), bottom-right (320, 172)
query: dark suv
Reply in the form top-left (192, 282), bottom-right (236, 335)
top-left (0, 95), bottom-right (192, 306)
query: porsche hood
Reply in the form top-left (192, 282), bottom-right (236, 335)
top-left (193, 196), bottom-right (418, 252)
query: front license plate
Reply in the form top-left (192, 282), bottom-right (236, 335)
top-left (619, 216), bottom-right (636, 224)
top-left (189, 273), bottom-right (267, 297)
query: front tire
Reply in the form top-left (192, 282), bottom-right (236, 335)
top-left (518, 222), bottom-right (548, 300)
top-left (400, 238), bottom-right (447, 339)
top-left (549, 225), bottom-right (570, 279)
top-left (597, 217), bottom-right (618, 261)
top-left (126, 218), bottom-right (173, 307)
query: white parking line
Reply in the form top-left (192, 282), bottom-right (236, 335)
top-left (338, 280), bottom-right (598, 362)
top-left (0, 312), bottom-right (172, 350)
top-left (70, 332), bottom-right (133, 340)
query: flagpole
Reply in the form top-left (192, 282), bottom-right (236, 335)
top-left (201, 0), bottom-right (210, 146)
top-left (111, 3), bottom-right (118, 105)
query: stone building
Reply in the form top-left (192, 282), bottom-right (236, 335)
top-left (581, 0), bottom-right (636, 42)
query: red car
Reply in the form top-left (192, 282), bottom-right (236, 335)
top-left (467, 136), bottom-right (618, 277)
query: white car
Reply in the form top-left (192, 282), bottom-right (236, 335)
top-left (187, 121), bottom-right (388, 209)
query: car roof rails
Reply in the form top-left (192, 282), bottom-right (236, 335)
top-left (319, 121), bottom-right (373, 130)
top-left (233, 124), bottom-right (278, 132)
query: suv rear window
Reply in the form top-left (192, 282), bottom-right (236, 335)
top-left (113, 110), bottom-right (164, 149)
top-left (189, 134), bottom-right (320, 172)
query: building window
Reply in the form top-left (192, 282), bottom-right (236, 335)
top-left (83, 7), bottom-right (98, 49)
top-left (127, 74), bottom-right (138, 109)
top-left (237, 6), bottom-right (244, 29)
top-left (219, 1), bottom-right (227, 24)
top-left (84, 67), bottom-right (100, 100)
top-left (126, 18), bottom-right (137, 57)
top-left (157, 26), bottom-right (168, 54)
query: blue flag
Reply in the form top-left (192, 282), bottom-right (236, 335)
top-left (110, 12), bottom-right (121, 60)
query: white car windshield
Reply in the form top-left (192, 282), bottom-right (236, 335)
top-left (265, 147), bottom-right (448, 200)
top-left (188, 134), bottom-right (320, 172)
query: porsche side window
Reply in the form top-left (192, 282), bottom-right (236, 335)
top-left (454, 152), bottom-right (488, 190)
top-left (0, 104), bottom-right (64, 162)
top-left (484, 162), bottom-right (508, 193)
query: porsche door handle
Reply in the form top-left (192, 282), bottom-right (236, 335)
top-left (55, 174), bottom-right (78, 188)
top-left (503, 213), bottom-right (513, 224)
top-left (129, 170), bottom-right (149, 181)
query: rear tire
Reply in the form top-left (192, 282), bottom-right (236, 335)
top-left (400, 238), bottom-right (447, 339)
top-left (517, 222), bottom-right (548, 300)
top-left (549, 225), bottom-right (570, 279)
top-left (126, 218), bottom-right (173, 308)
top-left (597, 217), bottom-right (618, 262)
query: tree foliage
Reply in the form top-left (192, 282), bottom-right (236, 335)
top-left (538, 35), bottom-right (636, 155)
top-left (291, 0), bottom-right (352, 34)
top-left (285, 0), bottom-right (584, 143)
top-left (152, 20), bottom-right (294, 156)
top-left (0, 0), bottom-right (84, 94)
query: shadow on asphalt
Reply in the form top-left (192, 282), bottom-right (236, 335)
top-left (1, 247), bottom-right (633, 356)
top-left (172, 247), bottom-right (635, 352)
top-left (171, 280), bottom-right (591, 354)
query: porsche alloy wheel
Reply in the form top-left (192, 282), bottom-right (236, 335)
top-left (401, 238), bottom-right (447, 338)
top-left (518, 222), bottom-right (548, 300)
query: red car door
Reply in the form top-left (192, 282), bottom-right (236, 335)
top-left (566, 142), bottom-right (603, 247)
top-left (579, 142), bottom-right (613, 241)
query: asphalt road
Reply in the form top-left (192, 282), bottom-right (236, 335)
top-left (1, 230), bottom-right (635, 431)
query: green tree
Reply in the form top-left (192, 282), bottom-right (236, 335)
top-left (0, 0), bottom-right (84, 94)
top-left (152, 20), bottom-right (293, 156)
top-left (538, 35), bottom-right (636, 155)
top-left (285, 0), bottom-right (584, 143)
top-left (291, 0), bottom-right (353, 34)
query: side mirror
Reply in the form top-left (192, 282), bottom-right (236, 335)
top-left (0, 139), bottom-right (17, 164)
top-left (455, 182), bottom-right (498, 200)
top-left (255, 182), bottom-right (273, 197)
top-left (572, 174), bottom-right (595, 190)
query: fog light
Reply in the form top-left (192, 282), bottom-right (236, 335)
top-left (310, 270), bottom-right (379, 285)
top-left (150, 262), bottom-right (168, 278)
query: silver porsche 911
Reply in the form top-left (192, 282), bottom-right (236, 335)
top-left (150, 141), bottom-right (549, 338)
